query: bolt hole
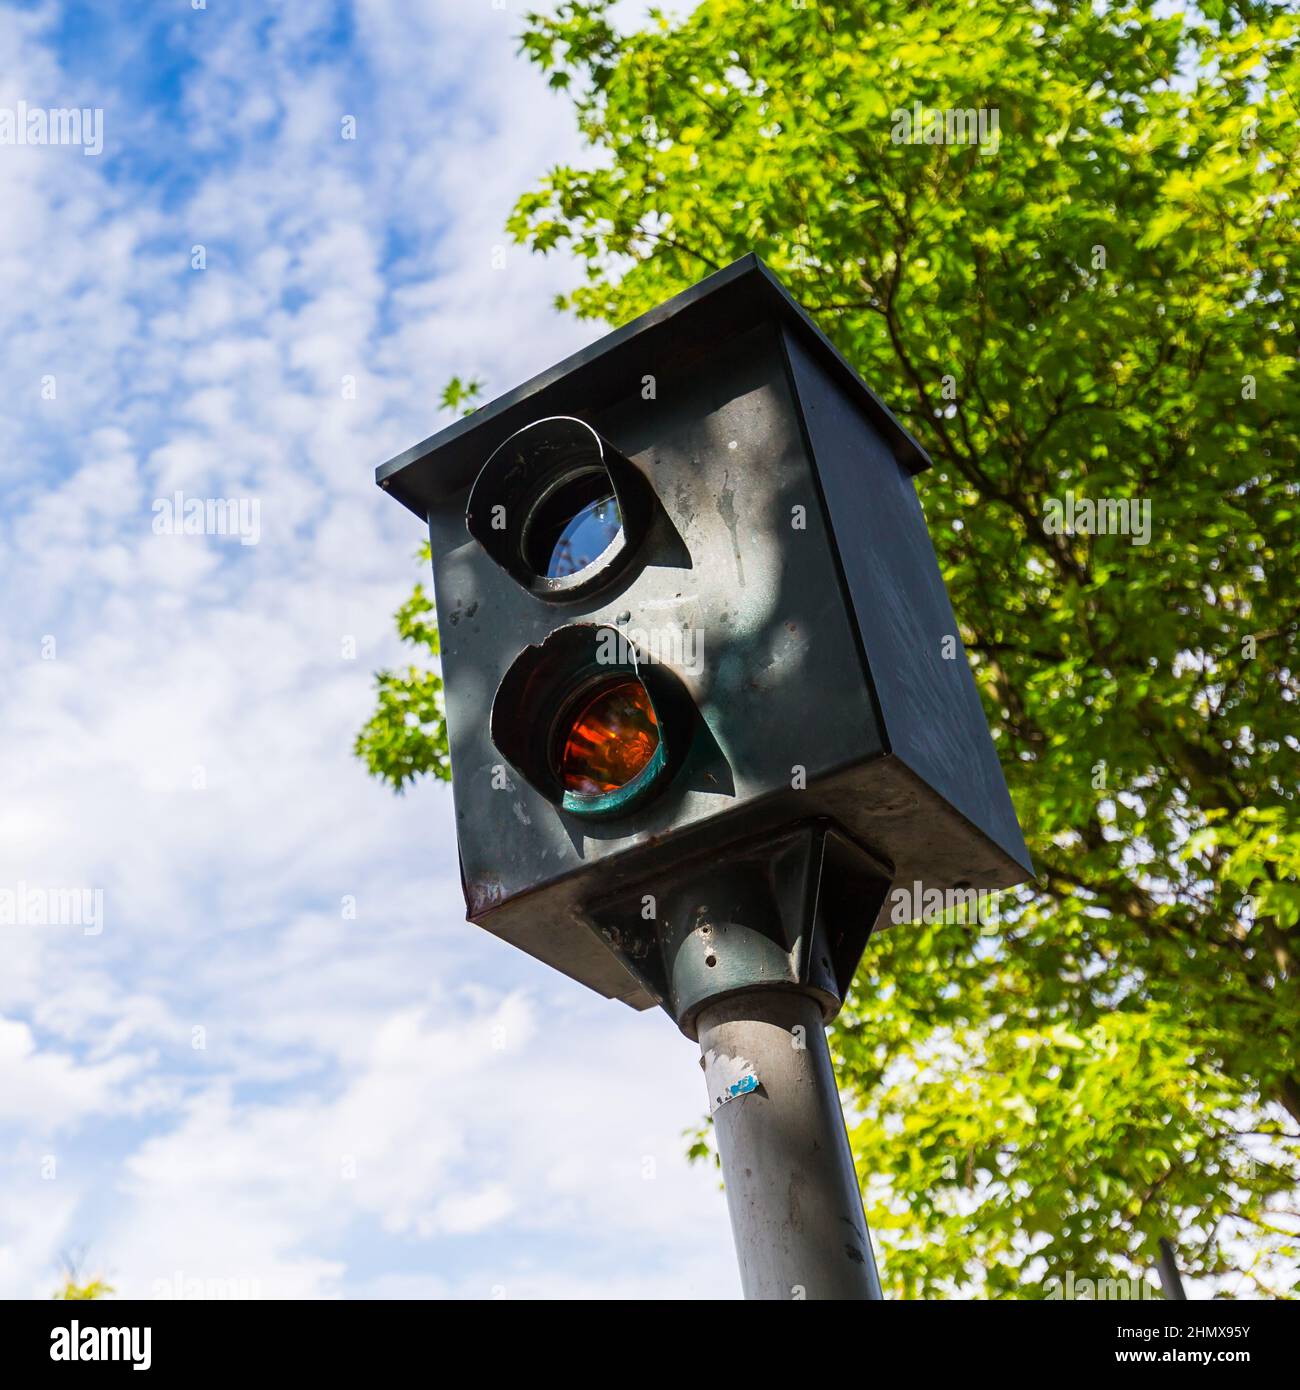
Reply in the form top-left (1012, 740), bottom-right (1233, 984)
top-left (705, 954), bottom-right (717, 968)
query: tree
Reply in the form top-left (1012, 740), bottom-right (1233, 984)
top-left (54, 1277), bottom-right (113, 1300)
top-left (360, 0), bottom-right (1300, 1296)
top-left (353, 378), bottom-right (480, 789)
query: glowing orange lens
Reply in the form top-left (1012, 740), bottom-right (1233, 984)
top-left (557, 678), bottom-right (660, 796)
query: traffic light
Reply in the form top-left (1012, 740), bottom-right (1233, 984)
top-left (377, 255), bottom-right (1031, 1037)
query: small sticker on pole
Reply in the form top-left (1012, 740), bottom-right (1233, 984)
top-left (703, 1048), bottom-right (760, 1113)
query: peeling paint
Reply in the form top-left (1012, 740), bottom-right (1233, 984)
top-left (465, 876), bottom-right (506, 919)
top-left (703, 1047), bottom-right (760, 1113)
top-left (716, 471), bottom-right (746, 586)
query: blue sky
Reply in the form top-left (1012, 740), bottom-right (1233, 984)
top-left (0, 0), bottom-right (737, 1299)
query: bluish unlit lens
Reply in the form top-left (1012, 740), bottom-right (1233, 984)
top-left (546, 494), bottom-right (622, 579)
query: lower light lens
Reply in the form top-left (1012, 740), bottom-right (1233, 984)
top-left (555, 676), bottom-right (665, 814)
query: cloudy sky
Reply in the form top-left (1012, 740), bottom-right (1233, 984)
top-left (0, 0), bottom-right (737, 1299)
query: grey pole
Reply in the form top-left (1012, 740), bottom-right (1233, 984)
top-left (1157, 1237), bottom-right (1188, 1300)
top-left (696, 989), bottom-right (883, 1300)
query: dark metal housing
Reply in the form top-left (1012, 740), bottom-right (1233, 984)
top-left (376, 255), bottom-right (1032, 1021)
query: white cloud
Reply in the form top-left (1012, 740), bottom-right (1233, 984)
top-left (0, 1017), bottom-right (139, 1130)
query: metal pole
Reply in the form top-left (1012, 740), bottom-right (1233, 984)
top-left (696, 989), bottom-right (883, 1300)
top-left (1157, 1237), bottom-right (1187, 1300)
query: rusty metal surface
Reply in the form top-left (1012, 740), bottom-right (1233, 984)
top-left (429, 322), bottom-right (883, 991)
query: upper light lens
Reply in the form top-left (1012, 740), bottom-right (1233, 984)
top-left (546, 493), bottom-right (622, 579)
top-left (522, 468), bottom-right (624, 580)
top-left (468, 418), bottom-right (647, 600)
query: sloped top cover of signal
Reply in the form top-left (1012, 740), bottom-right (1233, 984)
top-left (378, 255), bottom-right (1032, 981)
